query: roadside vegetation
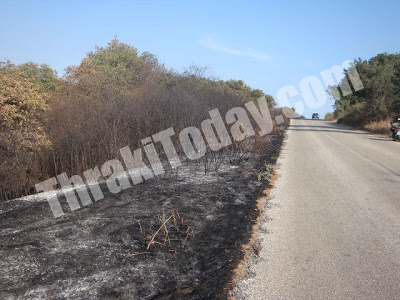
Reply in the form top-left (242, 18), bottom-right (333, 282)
top-left (328, 52), bottom-right (400, 134)
top-left (0, 39), bottom-right (289, 299)
top-left (0, 38), bottom-right (281, 203)
top-left (324, 112), bottom-right (335, 121)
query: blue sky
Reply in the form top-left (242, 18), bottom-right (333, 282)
top-left (1, 0), bottom-right (399, 117)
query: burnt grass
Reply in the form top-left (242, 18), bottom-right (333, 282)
top-left (0, 132), bottom-right (285, 300)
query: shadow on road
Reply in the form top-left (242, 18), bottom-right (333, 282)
top-left (289, 123), bottom-right (397, 143)
top-left (366, 137), bottom-right (393, 142)
top-left (288, 127), bottom-right (367, 135)
top-left (289, 125), bottom-right (336, 129)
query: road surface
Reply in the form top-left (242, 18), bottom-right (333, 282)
top-left (234, 119), bottom-right (400, 299)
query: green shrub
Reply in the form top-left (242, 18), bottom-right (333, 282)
top-left (257, 163), bottom-right (275, 182)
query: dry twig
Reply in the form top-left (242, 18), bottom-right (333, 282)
top-left (147, 215), bottom-right (173, 250)
top-left (126, 252), bottom-right (150, 258)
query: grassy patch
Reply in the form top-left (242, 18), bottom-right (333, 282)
top-left (363, 119), bottom-right (391, 136)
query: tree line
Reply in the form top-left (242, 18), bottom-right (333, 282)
top-left (329, 52), bottom-right (400, 127)
top-left (0, 38), bottom-right (279, 202)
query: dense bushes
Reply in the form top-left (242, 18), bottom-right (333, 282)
top-left (330, 53), bottom-right (400, 128)
top-left (0, 61), bottom-right (56, 200)
top-left (1, 39), bottom-right (279, 201)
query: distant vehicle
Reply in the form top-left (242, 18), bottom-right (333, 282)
top-left (293, 114), bottom-right (301, 119)
top-left (312, 113), bottom-right (319, 120)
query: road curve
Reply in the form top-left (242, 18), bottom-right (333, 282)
top-left (234, 119), bottom-right (400, 299)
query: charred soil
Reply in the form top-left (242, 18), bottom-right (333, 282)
top-left (0, 131), bottom-right (286, 299)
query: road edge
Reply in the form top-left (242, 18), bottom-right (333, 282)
top-left (227, 129), bottom-right (289, 300)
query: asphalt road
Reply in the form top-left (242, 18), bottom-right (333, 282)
top-left (235, 119), bottom-right (400, 299)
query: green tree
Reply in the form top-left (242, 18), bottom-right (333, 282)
top-left (226, 79), bottom-right (251, 93)
top-left (329, 52), bottom-right (400, 126)
top-left (17, 62), bottom-right (59, 92)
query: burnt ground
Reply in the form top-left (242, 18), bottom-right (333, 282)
top-left (0, 132), bottom-right (285, 300)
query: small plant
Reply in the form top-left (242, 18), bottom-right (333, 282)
top-left (257, 163), bottom-right (275, 182)
top-left (128, 206), bottom-right (192, 260)
top-left (228, 139), bottom-right (252, 165)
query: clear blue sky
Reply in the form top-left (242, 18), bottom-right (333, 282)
top-left (1, 0), bottom-right (399, 118)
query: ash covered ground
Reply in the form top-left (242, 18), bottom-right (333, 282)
top-left (0, 132), bottom-right (285, 299)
